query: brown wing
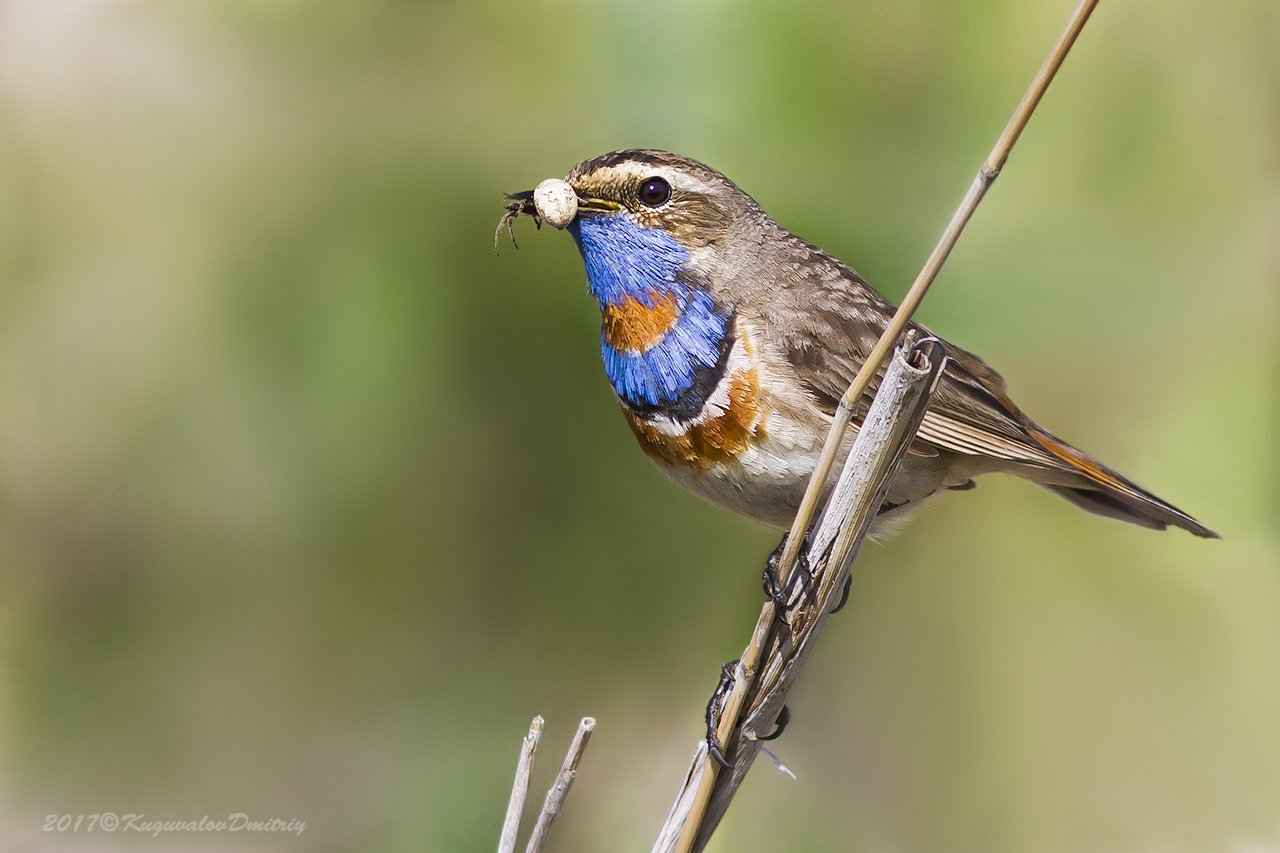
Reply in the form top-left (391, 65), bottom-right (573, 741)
top-left (760, 256), bottom-right (1065, 470)
top-left (737, 233), bottom-right (1213, 535)
top-left (914, 336), bottom-right (1063, 468)
top-left (755, 253), bottom-right (1217, 537)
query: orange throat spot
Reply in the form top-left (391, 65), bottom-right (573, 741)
top-left (601, 291), bottom-right (681, 353)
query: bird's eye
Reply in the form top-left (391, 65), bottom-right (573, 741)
top-left (638, 177), bottom-right (671, 208)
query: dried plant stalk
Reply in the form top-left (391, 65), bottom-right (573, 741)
top-left (654, 337), bottom-right (946, 853)
top-left (774, 0), bottom-right (1102, 633)
top-left (654, 0), bottom-right (1104, 849)
top-left (498, 716), bottom-right (544, 853)
top-left (525, 717), bottom-right (597, 853)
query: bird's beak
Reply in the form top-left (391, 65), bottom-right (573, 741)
top-left (573, 194), bottom-right (621, 217)
top-left (503, 189), bottom-right (618, 222)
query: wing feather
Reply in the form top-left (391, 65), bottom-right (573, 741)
top-left (748, 244), bottom-right (1071, 471)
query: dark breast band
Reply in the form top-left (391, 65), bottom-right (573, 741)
top-left (623, 313), bottom-right (738, 423)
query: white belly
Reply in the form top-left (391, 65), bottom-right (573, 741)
top-left (655, 403), bottom-right (828, 528)
top-left (622, 321), bottom-right (973, 531)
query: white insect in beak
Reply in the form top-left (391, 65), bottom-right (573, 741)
top-left (532, 178), bottom-right (578, 229)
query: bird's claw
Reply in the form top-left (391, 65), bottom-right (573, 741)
top-left (705, 659), bottom-right (739, 769)
top-left (757, 705), bottom-right (791, 742)
top-left (830, 573), bottom-right (853, 614)
top-left (762, 532), bottom-right (814, 620)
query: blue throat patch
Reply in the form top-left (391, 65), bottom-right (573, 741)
top-left (570, 214), bottom-right (729, 409)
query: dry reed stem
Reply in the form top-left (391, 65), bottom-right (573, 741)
top-left (774, 0), bottom-right (1102, 630)
top-left (498, 715), bottom-right (543, 853)
top-left (525, 717), bottom-right (597, 853)
top-left (656, 1), bottom-right (1104, 849)
top-left (653, 338), bottom-right (945, 853)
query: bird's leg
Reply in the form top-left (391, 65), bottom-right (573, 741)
top-left (705, 659), bottom-right (739, 768)
top-left (761, 531), bottom-right (814, 616)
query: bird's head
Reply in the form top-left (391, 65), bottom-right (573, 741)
top-left (502, 150), bottom-right (768, 410)
top-left (565, 149), bottom-right (744, 249)
top-left (507, 150), bottom-right (763, 307)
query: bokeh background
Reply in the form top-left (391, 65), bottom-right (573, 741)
top-left (0, 2), bottom-right (1277, 851)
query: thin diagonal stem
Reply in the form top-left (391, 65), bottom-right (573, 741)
top-left (772, 0), bottom-right (1101, 647)
top-left (525, 717), bottom-right (596, 853)
top-left (655, 1), bottom-right (1103, 850)
top-left (498, 716), bottom-right (543, 853)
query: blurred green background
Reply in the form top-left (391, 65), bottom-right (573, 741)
top-left (0, 2), bottom-right (1277, 851)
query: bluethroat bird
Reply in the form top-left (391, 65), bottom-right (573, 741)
top-left (503, 149), bottom-right (1218, 543)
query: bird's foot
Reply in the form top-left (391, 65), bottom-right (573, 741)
top-left (705, 659), bottom-right (739, 769)
top-left (761, 531), bottom-right (814, 618)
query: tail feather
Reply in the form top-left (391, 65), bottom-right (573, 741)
top-left (1027, 427), bottom-right (1220, 539)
